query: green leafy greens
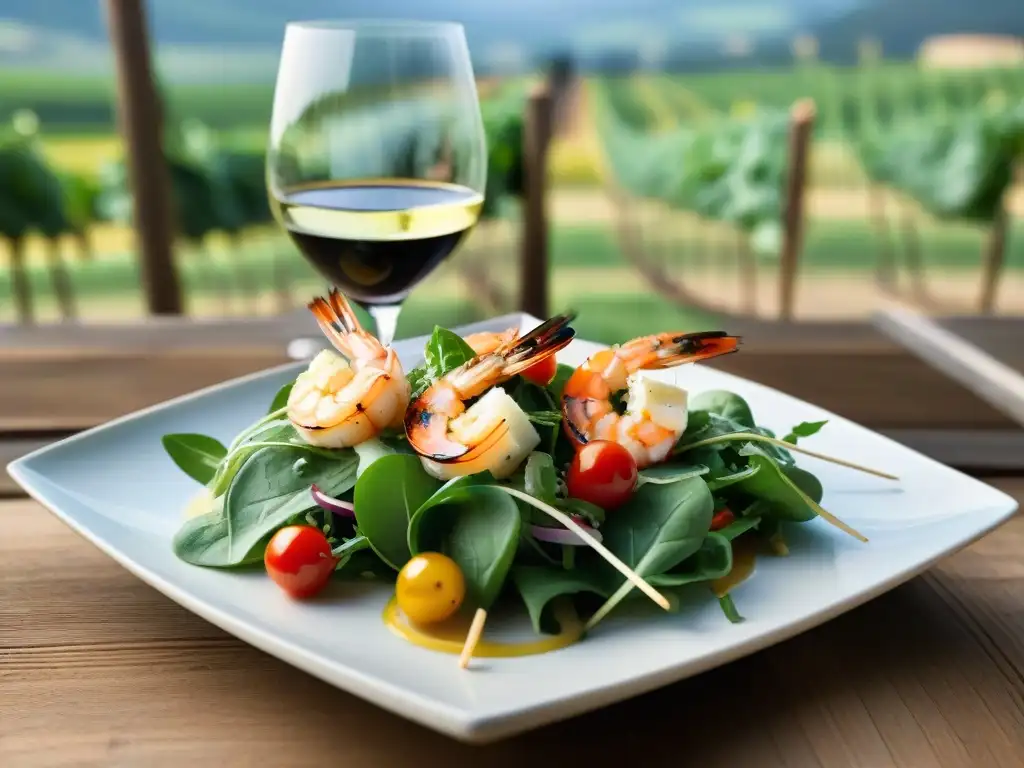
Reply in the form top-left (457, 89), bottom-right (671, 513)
top-left (162, 320), bottom-right (886, 650)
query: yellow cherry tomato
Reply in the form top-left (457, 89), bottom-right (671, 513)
top-left (396, 553), bottom-right (466, 626)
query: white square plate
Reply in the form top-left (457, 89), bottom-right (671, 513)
top-left (9, 313), bottom-right (1018, 743)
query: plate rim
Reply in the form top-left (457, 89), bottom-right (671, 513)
top-left (7, 315), bottom-right (1020, 743)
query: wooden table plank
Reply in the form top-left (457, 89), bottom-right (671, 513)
top-left (2, 348), bottom-right (1017, 435)
top-left (3, 479), bottom-right (1024, 767)
top-left (874, 306), bottom-right (1024, 427)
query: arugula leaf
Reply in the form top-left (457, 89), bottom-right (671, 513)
top-left (689, 390), bottom-right (755, 428)
top-left (783, 420), bottom-right (828, 445)
top-left (527, 410), bottom-right (563, 427)
top-left (648, 532), bottom-right (733, 587)
top-left (512, 565), bottom-right (611, 634)
top-left (511, 381), bottom-right (561, 452)
top-left (353, 454), bottom-right (441, 570)
top-left (269, 383), bottom-right (293, 414)
top-left (406, 365), bottom-right (431, 400)
top-left (162, 434), bottom-right (227, 485)
top-left (408, 476), bottom-right (521, 609)
top-left (524, 452), bottom-right (558, 505)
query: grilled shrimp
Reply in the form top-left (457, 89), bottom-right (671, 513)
top-left (287, 289), bottom-right (410, 448)
top-left (562, 331), bottom-right (739, 468)
top-left (462, 328), bottom-right (518, 356)
top-left (405, 313), bottom-right (575, 479)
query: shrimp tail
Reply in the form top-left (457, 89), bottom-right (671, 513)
top-left (308, 288), bottom-right (364, 356)
top-left (503, 311), bottom-right (577, 377)
top-left (640, 331), bottom-right (741, 369)
top-left (326, 288), bottom-right (364, 334)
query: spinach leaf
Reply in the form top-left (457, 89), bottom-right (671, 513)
top-left (216, 446), bottom-right (357, 566)
top-left (353, 437), bottom-right (396, 478)
top-left (648, 532), bottom-right (732, 587)
top-left (638, 464), bottom-right (709, 486)
top-left (512, 565), bottom-right (611, 635)
top-left (269, 383), bottom-right (293, 414)
top-left (585, 477), bottom-right (715, 625)
top-left (705, 464), bottom-right (760, 492)
top-left (173, 510), bottom-right (274, 568)
top-left (208, 421), bottom-right (305, 497)
top-left (716, 515), bottom-right (762, 541)
top-left (424, 327), bottom-right (476, 379)
top-left (733, 448), bottom-right (822, 522)
top-left (689, 390), bottom-right (755, 428)
top-left (162, 434), bottom-right (228, 485)
top-left (353, 454), bottom-right (440, 570)
top-left (409, 483), bottom-right (521, 609)
top-left (524, 452), bottom-right (558, 505)
top-left (602, 476), bottom-right (714, 579)
top-left (407, 326), bottom-right (477, 399)
top-left (678, 445), bottom-right (729, 476)
top-left (783, 420), bottom-right (828, 445)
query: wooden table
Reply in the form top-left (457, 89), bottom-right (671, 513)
top-left (3, 481), bottom-right (1024, 766)
top-left (4, 320), bottom-right (1024, 766)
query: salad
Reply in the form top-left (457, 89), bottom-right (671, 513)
top-left (164, 289), bottom-right (896, 668)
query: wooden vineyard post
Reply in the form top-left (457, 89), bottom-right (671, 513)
top-left (737, 232), bottom-right (757, 316)
top-left (979, 202), bottom-right (1010, 314)
top-left (779, 99), bottom-right (815, 321)
top-left (45, 239), bottom-right (76, 320)
top-left (869, 184), bottom-right (897, 289)
top-left (105, 0), bottom-right (183, 315)
top-left (7, 237), bottom-right (33, 324)
top-left (899, 203), bottom-right (928, 303)
top-left (519, 83), bottom-right (553, 319)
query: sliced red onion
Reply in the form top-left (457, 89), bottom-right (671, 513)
top-left (530, 522), bottom-right (602, 546)
top-left (311, 484), bottom-right (355, 518)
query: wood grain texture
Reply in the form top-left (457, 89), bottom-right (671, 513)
top-left (2, 480), bottom-right (1024, 767)
top-left (2, 347), bottom-right (1016, 434)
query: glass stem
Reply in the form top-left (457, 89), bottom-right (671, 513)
top-left (368, 303), bottom-right (402, 348)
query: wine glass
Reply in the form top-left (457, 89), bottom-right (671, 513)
top-left (267, 20), bottom-right (487, 354)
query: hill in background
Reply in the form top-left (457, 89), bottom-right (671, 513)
top-left (0, 0), bottom-right (1020, 79)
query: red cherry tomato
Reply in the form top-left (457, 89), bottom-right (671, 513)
top-left (521, 355), bottom-right (558, 387)
top-left (710, 507), bottom-right (735, 531)
top-left (264, 525), bottom-right (336, 599)
top-left (566, 440), bottom-right (638, 511)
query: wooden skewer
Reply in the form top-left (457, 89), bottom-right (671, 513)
top-left (499, 487), bottom-right (671, 610)
top-left (677, 433), bottom-right (899, 481)
top-left (459, 608), bottom-right (488, 670)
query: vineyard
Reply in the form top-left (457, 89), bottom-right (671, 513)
top-left (580, 59), bottom-right (1024, 319)
top-left (2, 54), bottom-right (1024, 337)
